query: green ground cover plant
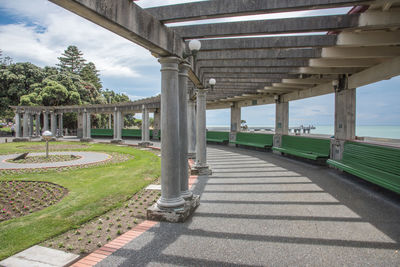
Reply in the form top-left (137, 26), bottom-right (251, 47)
top-left (0, 142), bottom-right (160, 260)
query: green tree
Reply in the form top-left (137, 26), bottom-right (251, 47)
top-left (57, 45), bottom-right (86, 74)
top-left (80, 62), bottom-right (102, 90)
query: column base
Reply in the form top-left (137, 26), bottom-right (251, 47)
top-left (147, 194), bottom-right (200, 223)
top-left (138, 141), bottom-right (153, 147)
top-left (187, 152), bottom-right (196, 159)
top-left (110, 139), bottom-right (124, 144)
top-left (272, 150), bottom-right (282, 155)
top-left (228, 143), bottom-right (236, 147)
top-left (191, 165), bottom-right (212, 176)
top-left (80, 138), bottom-right (93, 142)
top-left (13, 138), bottom-right (30, 142)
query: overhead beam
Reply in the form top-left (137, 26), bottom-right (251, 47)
top-left (211, 78), bottom-right (284, 84)
top-left (197, 35), bottom-right (337, 51)
top-left (49, 0), bottom-right (184, 57)
top-left (146, 0), bottom-right (369, 23)
top-left (197, 59), bottom-right (308, 69)
top-left (272, 83), bottom-right (310, 89)
top-left (282, 78), bottom-right (333, 84)
top-left (321, 46), bottom-right (400, 58)
top-left (203, 73), bottom-right (298, 79)
top-left (197, 48), bottom-right (320, 61)
top-left (298, 67), bottom-right (364, 74)
top-left (309, 58), bottom-right (384, 67)
top-left (337, 30), bottom-right (400, 46)
top-left (172, 14), bottom-right (359, 39)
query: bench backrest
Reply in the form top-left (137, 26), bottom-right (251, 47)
top-left (122, 129), bottom-right (141, 137)
top-left (236, 132), bottom-right (273, 146)
top-left (281, 135), bottom-right (330, 155)
top-left (343, 142), bottom-right (400, 175)
top-left (207, 131), bottom-right (229, 141)
top-left (91, 128), bottom-right (113, 136)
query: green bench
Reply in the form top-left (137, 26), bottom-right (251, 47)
top-left (272, 135), bottom-right (330, 160)
top-left (206, 131), bottom-right (229, 144)
top-left (91, 128), bottom-right (113, 137)
top-left (231, 132), bottom-right (273, 149)
top-left (327, 141), bottom-right (400, 194)
top-left (122, 129), bottom-right (141, 138)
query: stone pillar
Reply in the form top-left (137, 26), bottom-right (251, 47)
top-left (77, 113), bottom-right (83, 138)
top-left (331, 87), bottom-right (356, 160)
top-left (22, 112), bottom-right (29, 138)
top-left (58, 113), bottom-right (63, 137)
top-left (187, 91), bottom-right (196, 159)
top-left (112, 109), bottom-right (118, 141)
top-left (86, 112), bottom-right (91, 139)
top-left (28, 113), bottom-right (34, 137)
top-left (273, 101), bottom-right (289, 149)
top-left (81, 110), bottom-right (87, 140)
top-left (15, 112), bottom-right (22, 138)
top-left (117, 111), bottom-right (122, 140)
top-left (43, 111), bottom-right (49, 131)
top-left (108, 114), bottom-right (112, 129)
top-left (51, 112), bottom-right (57, 137)
top-left (193, 89), bottom-right (211, 175)
top-left (139, 105), bottom-right (152, 147)
top-left (153, 109), bottom-right (161, 140)
top-left (35, 113), bottom-right (41, 137)
top-left (178, 62), bottom-right (192, 199)
top-left (154, 56), bottom-right (185, 209)
top-left (229, 102), bottom-right (241, 144)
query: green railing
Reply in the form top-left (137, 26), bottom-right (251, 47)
top-left (327, 141), bottom-right (400, 194)
top-left (230, 132), bottom-right (273, 148)
top-left (272, 135), bottom-right (330, 160)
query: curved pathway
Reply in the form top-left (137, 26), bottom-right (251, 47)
top-left (91, 145), bottom-right (400, 266)
top-left (0, 151), bottom-right (111, 169)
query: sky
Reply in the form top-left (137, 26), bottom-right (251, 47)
top-left (0, 0), bottom-right (399, 126)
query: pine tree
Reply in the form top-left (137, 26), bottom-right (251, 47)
top-left (80, 62), bottom-right (102, 90)
top-left (57, 45), bottom-right (86, 74)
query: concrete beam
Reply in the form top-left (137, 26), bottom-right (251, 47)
top-left (197, 59), bottom-right (308, 69)
top-left (358, 11), bottom-right (400, 29)
top-left (146, 0), bottom-right (369, 23)
top-left (282, 78), bottom-right (333, 84)
top-left (321, 46), bottom-right (400, 58)
top-left (200, 67), bottom-right (298, 78)
top-left (49, 0), bottom-right (184, 57)
top-left (309, 58), bottom-right (384, 67)
top-left (337, 30), bottom-right (400, 46)
top-left (203, 73), bottom-right (298, 79)
top-left (298, 67), bottom-right (364, 74)
top-left (263, 86), bottom-right (298, 92)
top-left (197, 48), bottom-right (320, 61)
top-left (198, 35), bottom-right (337, 51)
top-left (211, 78), bottom-right (283, 84)
top-left (172, 14), bottom-right (359, 39)
top-left (272, 83), bottom-right (310, 89)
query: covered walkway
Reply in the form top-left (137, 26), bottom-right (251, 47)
top-left (92, 145), bottom-right (400, 266)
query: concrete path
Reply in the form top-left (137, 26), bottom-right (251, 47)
top-left (92, 145), bottom-right (400, 266)
top-left (0, 152), bottom-right (110, 169)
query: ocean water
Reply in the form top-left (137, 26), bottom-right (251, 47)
top-left (207, 125), bottom-right (400, 140)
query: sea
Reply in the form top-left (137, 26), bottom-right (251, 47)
top-left (207, 125), bottom-right (400, 140)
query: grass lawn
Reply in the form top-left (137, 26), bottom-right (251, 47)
top-left (0, 141), bottom-right (160, 260)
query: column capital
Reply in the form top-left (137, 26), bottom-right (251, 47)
top-left (159, 56), bottom-right (180, 72)
top-left (178, 62), bottom-right (191, 77)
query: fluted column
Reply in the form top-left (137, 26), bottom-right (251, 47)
top-left (153, 109), bottom-right (161, 140)
top-left (35, 113), bottom-right (41, 137)
top-left (156, 56), bottom-right (185, 209)
top-left (15, 112), bottom-right (21, 138)
top-left (43, 111), bottom-right (49, 131)
top-left (22, 112), bottom-right (29, 138)
top-left (113, 109), bottom-right (118, 140)
top-left (58, 113), bottom-right (63, 137)
top-left (82, 110), bottom-right (87, 140)
top-left (117, 111), bottom-right (122, 140)
top-left (193, 89), bottom-right (211, 175)
top-left (86, 112), bottom-right (91, 139)
top-left (179, 62), bottom-right (192, 199)
top-left (187, 90), bottom-right (196, 159)
top-left (28, 113), bottom-right (34, 137)
top-left (50, 112), bottom-right (57, 137)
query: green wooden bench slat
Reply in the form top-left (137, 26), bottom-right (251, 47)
top-left (122, 129), bottom-right (141, 137)
top-left (207, 131), bottom-right (229, 143)
top-left (272, 135), bottom-right (330, 161)
top-left (230, 132), bottom-right (273, 148)
top-left (327, 141), bottom-right (400, 194)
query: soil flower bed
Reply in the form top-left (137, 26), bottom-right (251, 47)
top-left (0, 181), bottom-right (67, 222)
top-left (42, 186), bottom-right (160, 255)
top-left (6, 154), bottom-right (81, 164)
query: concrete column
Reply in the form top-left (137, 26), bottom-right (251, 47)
top-left (187, 92), bottom-right (196, 159)
top-left (87, 112), bottom-right (91, 139)
top-left (28, 113), bottom-right (34, 137)
top-left (179, 62), bottom-right (192, 199)
top-left (15, 112), bottom-right (21, 138)
top-left (43, 111), bottom-right (49, 131)
top-left (117, 111), bottom-right (122, 140)
top-left (108, 114), bottom-right (112, 129)
top-left (113, 109), bottom-right (118, 140)
top-left (331, 87), bottom-right (356, 160)
top-left (50, 112), bottom-right (57, 137)
top-left (153, 109), bottom-right (161, 140)
top-left (273, 101), bottom-right (289, 148)
top-left (139, 106), bottom-right (152, 146)
top-left (156, 56), bottom-right (185, 209)
top-left (22, 113), bottom-right (29, 138)
top-left (229, 102), bottom-right (241, 143)
top-left (193, 89), bottom-right (211, 175)
top-left (35, 113), bottom-right (40, 137)
top-left (82, 110), bottom-right (87, 139)
top-left (58, 113), bottom-right (63, 137)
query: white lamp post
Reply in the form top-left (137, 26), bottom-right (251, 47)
top-left (42, 130), bottom-right (52, 158)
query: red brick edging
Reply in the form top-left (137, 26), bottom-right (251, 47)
top-left (70, 156), bottom-right (198, 267)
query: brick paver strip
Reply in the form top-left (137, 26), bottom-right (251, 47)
top-left (70, 157), bottom-right (198, 267)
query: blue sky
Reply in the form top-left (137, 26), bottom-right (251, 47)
top-left (0, 0), bottom-right (399, 126)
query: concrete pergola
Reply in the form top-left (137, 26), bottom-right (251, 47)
top-left (14, 0), bottom-right (400, 222)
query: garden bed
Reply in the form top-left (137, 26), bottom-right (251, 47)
top-left (6, 154), bottom-right (81, 164)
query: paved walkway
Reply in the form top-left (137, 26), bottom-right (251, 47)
top-left (0, 151), bottom-right (110, 169)
top-left (86, 145), bottom-right (400, 266)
